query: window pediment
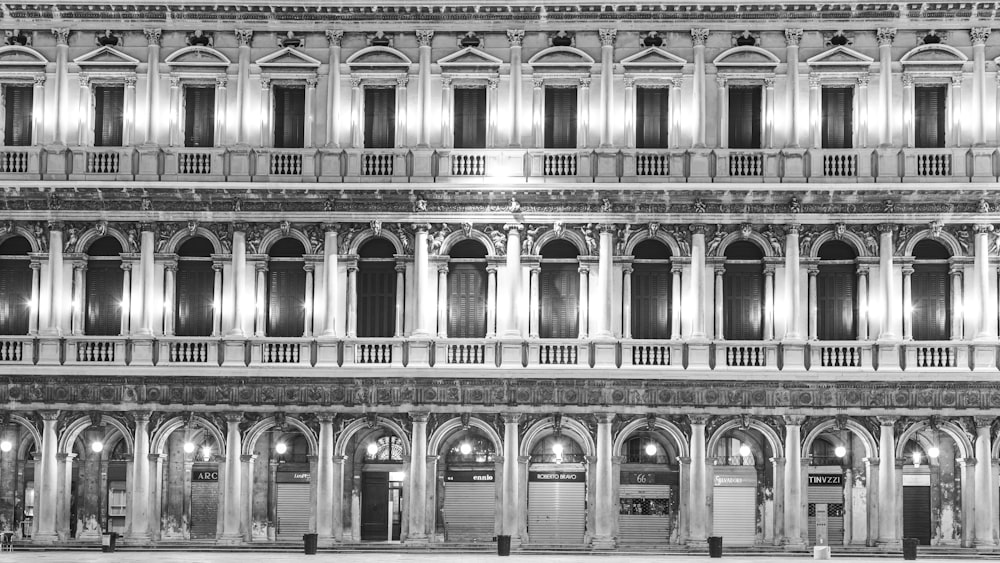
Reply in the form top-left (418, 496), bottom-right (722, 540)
top-left (806, 46), bottom-right (874, 72)
top-left (346, 46), bottom-right (412, 71)
top-left (437, 46), bottom-right (502, 72)
top-left (164, 46), bottom-right (230, 72)
top-left (0, 45), bottom-right (47, 72)
top-left (713, 46), bottom-right (779, 72)
top-left (621, 47), bottom-right (686, 72)
top-left (528, 46), bottom-right (595, 72)
top-left (256, 46), bottom-right (321, 70)
top-left (900, 44), bottom-right (967, 73)
top-left (73, 46), bottom-right (140, 70)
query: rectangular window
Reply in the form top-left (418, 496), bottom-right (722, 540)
top-left (723, 265), bottom-right (763, 340)
top-left (821, 87), bottom-right (853, 149)
top-left (3, 85), bottom-right (32, 146)
top-left (915, 85), bottom-right (946, 148)
top-left (94, 86), bottom-right (125, 147)
top-left (364, 88), bottom-right (396, 149)
top-left (630, 266), bottom-right (671, 339)
top-left (273, 86), bottom-right (305, 149)
top-left (539, 265), bottom-right (579, 338)
top-left (636, 87), bottom-right (669, 149)
top-left (544, 87), bottom-right (577, 149)
top-left (453, 87), bottom-right (487, 149)
top-left (728, 86), bottom-right (762, 149)
top-left (184, 86), bottom-right (215, 148)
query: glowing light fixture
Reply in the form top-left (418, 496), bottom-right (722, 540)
top-left (459, 442), bottom-right (472, 455)
top-left (645, 443), bottom-right (658, 456)
top-left (91, 441), bottom-right (104, 453)
top-left (927, 446), bottom-right (940, 459)
top-left (0, 440), bottom-right (12, 453)
top-left (183, 442), bottom-right (196, 454)
top-left (912, 451), bottom-right (922, 467)
top-left (551, 443), bottom-right (563, 455)
top-left (275, 442), bottom-right (288, 455)
top-left (834, 446), bottom-right (847, 458)
top-left (201, 446), bottom-right (212, 461)
top-left (366, 442), bottom-right (378, 456)
top-left (738, 444), bottom-right (751, 457)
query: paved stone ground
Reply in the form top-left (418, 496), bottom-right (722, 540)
top-left (0, 553), bottom-right (981, 563)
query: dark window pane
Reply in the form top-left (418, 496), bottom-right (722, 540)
top-left (631, 264), bottom-right (671, 339)
top-left (723, 264), bottom-right (763, 340)
top-left (94, 87), bottom-right (125, 147)
top-left (636, 88), bottom-right (669, 149)
top-left (539, 264), bottom-right (578, 338)
top-left (821, 87), bottom-right (853, 149)
top-left (454, 88), bottom-right (487, 149)
top-left (358, 262), bottom-right (396, 337)
top-left (912, 264), bottom-right (949, 340)
top-left (4, 85), bottom-right (33, 146)
top-left (0, 259), bottom-right (31, 334)
top-left (364, 89), bottom-right (396, 148)
top-left (728, 86), bottom-right (762, 149)
top-left (267, 262), bottom-right (306, 337)
top-left (544, 88), bottom-right (577, 149)
top-left (447, 263), bottom-right (487, 338)
top-left (817, 264), bottom-right (857, 340)
top-left (85, 262), bottom-right (123, 335)
top-left (184, 87), bottom-right (215, 148)
top-left (273, 86), bottom-right (305, 149)
top-left (175, 261), bottom-right (214, 336)
top-left (915, 85), bottom-right (946, 148)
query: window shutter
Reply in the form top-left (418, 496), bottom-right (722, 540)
top-left (914, 85), bottom-right (946, 148)
top-left (453, 88), bottom-right (487, 149)
top-left (94, 86), bottom-right (125, 147)
top-left (175, 261), bottom-right (214, 336)
top-left (821, 87), bottom-right (853, 149)
top-left (184, 87), bottom-right (216, 148)
top-left (0, 259), bottom-right (31, 334)
top-left (4, 85), bottom-right (33, 146)
top-left (912, 264), bottom-right (949, 340)
top-left (630, 265), bottom-right (671, 339)
top-left (636, 88), bottom-right (670, 149)
top-left (728, 86), bottom-right (762, 149)
top-left (364, 89), bottom-right (396, 149)
top-left (539, 265), bottom-right (579, 338)
top-left (85, 262), bottom-right (124, 335)
top-left (817, 265), bottom-right (857, 340)
top-left (358, 262), bottom-right (396, 337)
top-left (544, 88), bottom-right (578, 149)
top-left (266, 262), bottom-right (306, 337)
top-left (447, 264), bottom-right (487, 338)
top-left (723, 265), bottom-right (763, 340)
top-left (273, 86), bottom-right (306, 149)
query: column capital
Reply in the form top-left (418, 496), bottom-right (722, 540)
top-left (143, 28), bottom-right (162, 46)
top-left (235, 29), bottom-right (253, 47)
top-left (396, 75), bottom-right (409, 88)
top-left (951, 73), bottom-right (964, 86)
top-left (579, 76), bottom-right (592, 88)
top-left (415, 30), bottom-right (434, 47)
top-left (876, 415), bottom-right (899, 427)
top-left (902, 73), bottom-right (914, 88)
top-left (960, 457), bottom-right (978, 468)
top-left (599, 28), bottom-right (617, 47)
top-left (877, 223), bottom-right (896, 234)
top-left (501, 412), bottom-right (522, 425)
top-left (973, 416), bottom-right (996, 429)
top-left (506, 29), bottom-right (525, 47)
top-left (688, 414), bottom-right (710, 425)
top-left (518, 455), bottom-right (531, 463)
top-left (148, 453), bottom-right (165, 462)
top-left (437, 263), bottom-right (449, 275)
top-left (532, 75), bottom-right (545, 88)
top-left (973, 223), bottom-right (994, 234)
top-left (594, 413), bottom-right (615, 424)
top-left (876, 27), bottom-right (897, 46)
top-left (690, 224), bottom-right (711, 235)
top-left (763, 76), bottom-right (776, 88)
top-left (350, 76), bottom-right (363, 88)
top-left (971, 27), bottom-right (991, 46)
top-left (51, 28), bottom-right (70, 45)
top-left (809, 73), bottom-right (822, 87)
top-left (316, 413), bottom-right (337, 424)
top-left (222, 412), bottom-right (244, 424)
top-left (864, 456), bottom-right (880, 466)
top-left (240, 454), bottom-right (257, 463)
top-left (132, 411), bottom-right (152, 424)
top-left (716, 75), bottom-right (727, 88)
top-left (325, 30), bottom-right (344, 47)
top-left (901, 265), bottom-right (914, 276)
top-left (857, 74), bottom-right (871, 87)
top-left (856, 264), bottom-right (870, 275)
top-left (784, 28), bottom-right (804, 46)
top-left (487, 76), bottom-right (499, 89)
top-left (410, 412), bottom-right (430, 423)
top-left (504, 223), bottom-right (524, 233)
top-left (215, 75), bottom-right (228, 88)
top-left (783, 415), bottom-right (807, 426)
top-left (691, 28), bottom-right (710, 46)
top-left (623, 76), bottom-right (636, 88)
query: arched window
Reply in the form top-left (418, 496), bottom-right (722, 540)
top-left (85, 237), bottom-right (123, 336)
top-left (539, 240), bottom-right (579, 339)
top-left (911, 239), bottom-right (950, 341)
top-left (723, 241), bottom-right (764, 340)
top-left (175, 237), bottom-right (214, 336)
top-left (0, 236), bottom-right (31, 335)
top-left (447, 240), bottom-right (487, 338)
top-left (357, 239), bottom-right (397, 338)
top-left (266, 238), bottom-right (306, 337)
top-left (817, 241), bottom-right (857, 340)
top-left (631, 240), bottom-right (672, 339)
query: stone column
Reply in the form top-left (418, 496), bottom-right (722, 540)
top-left (411, 226), bottom-right (432, 337)
top-left (407, 413), bottom-right (429, 542)
top-left (321, 226), bottom-right (339, 337)
top-left (974, 224), bottom-right (993, 339)
top-left (691, 29), bottom-right (709, 147)
top-left (350, 77), bottom-right (363, 148)
top-left (501, 413), bottom-right (520, 542)
top-left (142, 29), bottom-right (161, 144)
top-left (77, 76), bottom-right (91, 146)
top-left (901, 73), bottom-right (914, 147)
top-left (671, 264), bottom-right (683, 340)
top-left (808, 75), bottom-right (821, 148)
top-left (331, 455), bottom-right (346, 540)
top-left (578, 265), bottom-right (590, 338)
top-left (771, 456), bottom-right (786, 544)
top-left (531, 77), bottom-right (544, 147)
top-left (594, 226), bottom-right (614, 338)
top-left (440, 77), bottom-right (453, 148)
top-left (229, 228), bottom-right (247, 336)
top-left (624, 77), bottom-right (636, 148)
top-left (504, 225), bottom-right (522, 338)
top-left (30, 75), bottom-right (44, 145)
top-left (876, 28), bottom-right (895, 146)
top-left (713, 265), bottom-right (725, 340)
top-left (785, 29), bottom-right (803, 147)
top-left (211, 263), bottom-right (223, 336)
top-left (975, 419), bottom-right (997, 546)
top-left (254, 263), bottom-right (267, 336)
top-left (316, 415), bottom-right (335, 543)
top-left (120, 263), bottom-right (132, 336)
top-left (593, 413), bottom-right (615, 549)
top-left (716, 76), bottom-right (729, 148)
top-left (487, 77), bottom-right (499, 147)
top-left (960, 457), bottom-right (976, 548)
top-left (877, 417), bottom-right (898, 547)
top-left (857, 75), bottom-right (870, 147)
top-left (259, 78), bottom-right (272, 147)
top-left (857, 265), bottom-right (870, 340)
top-left (127, 413), bottom-right (151, 541)
top-left (763, 265), bottom-right (775, 340)
top-left (670, 77), bottom-right (683, 148)
top-left (808, 265), bottom-right (819, 340)
top-left (415, 30), bottom-right (434, 147)
top-left (677, 456), bottom-right (691, 543)
top-left (950, 264), bottom-right (963, 339)
top-left (325, 31), bottom-right (343, 147)
top-left (621, 265), bottom-right (633, 340)
top-left (598, 29), bottom-right (616, 147)
top-left (51, 29), bottom-right (70, 143)
top-left (688, 415), bottom-right (708, 543)
top-left (135, 226), bottom-right (156, 336)
top-left (346, 264), bottom-right (358, 337)
top-left (240, 454), bottom-right (256, 542)
top-left (690, 226), bottom-right (707, 338)
top-left (395, 76), bottom-right (408, 147)
top-left (41, 224), bottom-right (64, 336)
top-left (162, 263), bottom-right (176, 336)
top-left (528, 265), bottom-right (540, 339)
top-left (235, 30), bottom-right (253, 144)
top-left (303, 263), bottom-right (315, 337)
top-left (507, 30), bottom-right (524, 147)
top-left (28, 261), bottom-right (40, 334)
top-left (219, 413), bottom-right (243, 543)
top-left (304, 78), bottom-right (317, 148)
top-left (435, 263), bottom-right (449, 338)
top-left (783, 417), bottom-right (805, 547)
top-left (901, 264), bottom-right (913, 341)
top-left (764, 77), bottom-right (776, 148)
top-left (33, 411), bottom-right (60, 543)
top-left (949, 74), bottom-right (963, 146)
top-left (214, 77), bottom-right (228, 145)
top-left (394, 263), bottom-right (406, 337)
top-left (123, 76), bottom-right (137, 146)
top-left (786, 226), bottom-right (802, 339)
top-left (877, 225), bottom-right (897, 339)
top-left (578, 77), bottom-right (591, 148)
top-left (71, 262), bottom-right (86, 335)
top-left (486, 264), bottom-right (498, 338)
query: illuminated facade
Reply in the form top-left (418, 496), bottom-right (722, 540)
top-left (0, 1), bottom-right (999, 552)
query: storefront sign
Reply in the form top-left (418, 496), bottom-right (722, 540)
top-left (713, 474), bottom-right (753, 487)
top-left (191, 469), bottom-right (219, 482)
top-left (808, 474), bottom-right (843, 486)
top-left (276, 471), bottom-right (311, 483)
top-left (620, 471), bottom-right (677, 486)
top-left (529, 471), bottom-right (585, 482)
top-left (445, 471), bottom-right (495, 483)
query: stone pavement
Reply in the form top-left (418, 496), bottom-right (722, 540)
top-left (0, 553), bottom-right (981, 563)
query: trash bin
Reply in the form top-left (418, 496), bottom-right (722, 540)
top-left (101, 532), bottom-right (117, 553)
top-left (497, 535), bottom-right (511, 556)
top-left (303, 533), bottom-right (318, 555)
top-left (902, 537), bottom-right (918, 560)
top-left (708, 536), bottom-right (723, 558)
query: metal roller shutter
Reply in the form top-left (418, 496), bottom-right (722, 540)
top-left (618, 484), bottom-right (671, 545)
top-left (712, 486), bottom-right (756, 546)
top-left (189, 481), bottom-right (218, 539)
top-left (276, 483), bottom-right (311, 538)
top-left (903, 486), bottom-right (931, 545)
top-left (443, 482), bottom-right (495, 542)
top-left (528, 482), bottom-right (585, 545)
top-left (808, 482), bottom-right (845, 546)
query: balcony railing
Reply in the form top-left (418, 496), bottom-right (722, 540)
top-left (251, 338), bottom-right (308, 365)
top-left (622, 340), bottom-right (683, 368)
top-left (904, 342), bottom-right (966, 369)
top-left (69, 148), bottom-right (135, 180)
top-left (809, 342), bottom-right (872, 369)
top-left (159, 337), bottom-right (219, 365)
top-left (527, 340), bottom-right (589, 367)
top-left (436, 339), bottom-right (494, 366)
top-left (450, 152), bottom-right (487, 176)
top-left (0, 337), bottom-right (31, 363)
top-left (343, 338), bottom-right (404, 366)
top-left (65, 336), bottom-right (126, 365)
top-left (0, 147), bottom-right (40, 176)
top-left (715, 341), bottom-right (777, 368)
top-left (362, 151), bottom-right (394, 176)
top-left (713, 149), bottom-right (779, 180)
top-left (163, 148), bottom-right (226, 180)
top-left (901, 148), bottom-right (967, 181)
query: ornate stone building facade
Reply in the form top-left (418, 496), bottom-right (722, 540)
top-left (0, 0), bottom-right (998, 552)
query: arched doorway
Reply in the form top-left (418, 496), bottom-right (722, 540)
top-left (153, 421), bottom-right (224, 541)
top-left (357, 433), bottom-right (405, 542)
top-left (722, 241), bottom-right (765, 341)
top-left (357, 239), bottom-right (398, 338)
top-left (0, 420), bottom-right (38, 538)
top-left (708, 427), bottom-right (774, 546)
top-left (436, 427), bottom-right (498, 542)
top-left (615, 428), bottom-right (681, 545)
top-left (630, 239), bottom-right (672, 340)
top-left (445, 240), bottom-right (488, 339)
top-left (816, 240), bottom-right (857, 341)
top-left (83, 237), bottom-right (124, 335)
top-left (527, 434), bottom-right (587, 546)
top-left (266, 238), bottom-right (307, 337)
top-left (0, 235), bottom-right (32, 336)
top-left (910, 239), bottom-right (951, 341)
top-left (538, 240), bottom-right (580, 339)
top-left (174, 237), bottom-right (215, 337)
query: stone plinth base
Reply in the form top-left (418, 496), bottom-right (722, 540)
top-left (813, 546), bottom-right (831, 559)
